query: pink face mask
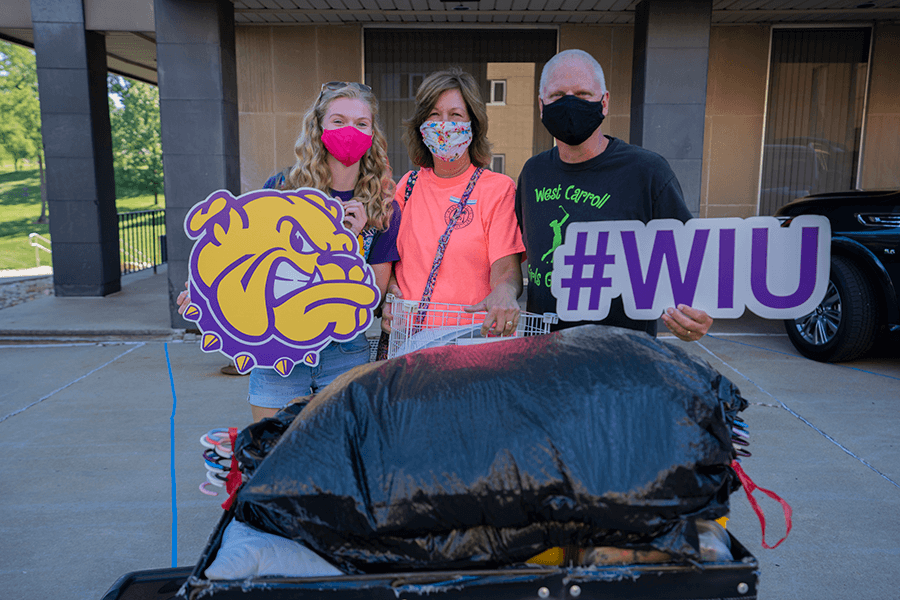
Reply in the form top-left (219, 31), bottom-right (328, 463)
top-left (321, 126), bottom-right (374, 167)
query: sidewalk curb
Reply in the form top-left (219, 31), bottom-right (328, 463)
top-left (0, 274), bottom-right (53, 285)
top-left (0, 328), bottom-right (187, 343)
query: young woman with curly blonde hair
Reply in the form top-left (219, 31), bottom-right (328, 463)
top-left (281, 82), bottom-right (396, 233)
top-left (180, 82), bottom-right (401, 421)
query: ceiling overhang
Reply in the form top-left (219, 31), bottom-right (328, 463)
top-left (3, 1), bottom-right (898, 84)
top-left (233, 1), bottom-right (900, 26)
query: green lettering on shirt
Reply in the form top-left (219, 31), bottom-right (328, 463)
top-left (528, 264), bottom-right (542, 287)
top-left (563, 185), bottom-right (611, 210)
top-left (535, 185), bottom-right (562, 202)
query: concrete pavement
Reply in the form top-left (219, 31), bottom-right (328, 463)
top-left (0, 266), bottom-right (897, 600)
top-left (676, 321), bottom-right (900, 599)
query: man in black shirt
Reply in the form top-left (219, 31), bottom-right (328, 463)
top-left (515, 49), bottom-right (712, 341)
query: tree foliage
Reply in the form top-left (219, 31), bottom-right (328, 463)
top-left (107, 75), bottom-right (164, 203)
top-left (0, 41), bottom-right (42, 170)
top-left (0, 42), bottom-right (164, 216)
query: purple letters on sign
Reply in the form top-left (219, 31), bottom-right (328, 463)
top-left (561, 231), bottom-right (614, 311)
top-left (750, 227), bottom-right (820, 310)
top-left (550, 216), bottom-right (830, 322)
top-left (621, 228), bottom-right (709, 310)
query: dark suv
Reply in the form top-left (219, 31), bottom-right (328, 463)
top-left (774, 189), bottom-right (900, 362)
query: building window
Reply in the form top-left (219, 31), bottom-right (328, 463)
top-left (489, 80), bottom-right (506, 105)
top-left (408, 74), bottom-right (424, 98)
top-left (759, 27), bottom-right (871, 215)
top-left (490, 154), bottom-right (505, 174)
top-left (379, 73), bottom-right (427, 100)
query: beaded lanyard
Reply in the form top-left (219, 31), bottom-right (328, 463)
top-left (361, 228), bottom-right (375, 261)
top-left (414, 167), bottom-right (484, 324)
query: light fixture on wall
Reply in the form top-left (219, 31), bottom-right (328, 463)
top-left (440, 0), bottom-right (478, 10)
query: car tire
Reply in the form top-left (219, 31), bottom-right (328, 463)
top-left (784, 255), bottom-right (880, 362)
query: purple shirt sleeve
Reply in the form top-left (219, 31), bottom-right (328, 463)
top-left (367, 200), bottom-right (401, 265)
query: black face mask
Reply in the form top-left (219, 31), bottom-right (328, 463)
top-left (540, 94), bottom-right (606, 146)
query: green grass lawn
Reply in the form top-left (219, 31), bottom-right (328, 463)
top-left (0, 163), bottom-right (165, 270)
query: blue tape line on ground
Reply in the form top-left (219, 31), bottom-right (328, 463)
top-left (165, 342), bottom-right (178, 568)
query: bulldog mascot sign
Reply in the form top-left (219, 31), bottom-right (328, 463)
top-left (181, 188), bottom-right (380, 376)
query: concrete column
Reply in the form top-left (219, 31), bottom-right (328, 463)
top-left (630, 0), bottom-right (711, 215)
top-left (31, 0), bottom-right (120, 296)
top-left (154, 0), bottom-right (240, 328)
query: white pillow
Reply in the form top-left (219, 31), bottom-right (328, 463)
top-left (205, 519), bottom-right (345, 580)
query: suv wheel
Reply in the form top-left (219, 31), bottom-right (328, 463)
top-left (784, 255), bottom-right (879, 362)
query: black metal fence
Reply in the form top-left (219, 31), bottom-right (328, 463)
top-left (118, 209), bottom-right (167, 275)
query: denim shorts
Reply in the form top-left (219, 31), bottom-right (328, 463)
top-left (247, 335), bottom-right (369, 409)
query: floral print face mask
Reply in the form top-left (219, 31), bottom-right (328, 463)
top-left (419, 121), bottom-right (473, 162)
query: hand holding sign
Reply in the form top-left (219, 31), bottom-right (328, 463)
top-left (341, 199), bottom-right (367, 236)
top-left (181, 188), bottom-right (381, 376)
top-left (551, 216), bottom-right (831, 323)
top-left (661, 304), bottom-right (714, 341)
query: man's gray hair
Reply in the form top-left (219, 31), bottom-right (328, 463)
top-left (539, 49), bottom-right (608, 99)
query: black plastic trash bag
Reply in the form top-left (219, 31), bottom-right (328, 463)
top-left (235, 401), bottom-right (306, 479)
top-left (234, 325), bottom-right (746, 573)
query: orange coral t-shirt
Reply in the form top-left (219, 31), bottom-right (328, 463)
top-left (395, 165), bottom-right (525, 307)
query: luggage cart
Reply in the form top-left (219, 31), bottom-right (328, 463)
top-left (102, 505), bottom-right (760, 600)
top-left (102, 312), bottom-right (762, 600)
top-left (386, 294), bottom-right (558, 359)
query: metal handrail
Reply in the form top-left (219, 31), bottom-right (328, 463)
top-left (28, 232), bottom-right (52, 267)
top-left (27, 211), bottom-right (168, 275)
top-left (118, 209), bottom-right (167, 275)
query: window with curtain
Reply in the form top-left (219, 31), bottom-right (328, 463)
top-left (759, 28), bottom-right (871, 215)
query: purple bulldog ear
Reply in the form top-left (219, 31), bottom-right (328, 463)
top-left (287, 188), bottom-right (343, 222)
top-left (185, 191), bottom-right (237, 239)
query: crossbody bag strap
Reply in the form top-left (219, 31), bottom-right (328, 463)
top-left (403, 170), bottom-right (419, 206)
top-left (420, 167), bottom-right (484, 305)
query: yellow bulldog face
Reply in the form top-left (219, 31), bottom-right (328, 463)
top-left (182, 188), bottom-right (379, 374)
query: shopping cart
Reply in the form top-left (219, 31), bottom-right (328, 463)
top-left (385, 294), bottom-right (558, 359)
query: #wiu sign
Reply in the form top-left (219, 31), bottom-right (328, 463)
top-left (551, 216), bottom-right (831, 321)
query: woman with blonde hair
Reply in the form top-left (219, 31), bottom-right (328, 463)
top-left (381, 67), bottom-right (524, 345)
top-left (180, 81), bottom-right (401, 421)
top-left (273, 81), bottom-right (396, 236)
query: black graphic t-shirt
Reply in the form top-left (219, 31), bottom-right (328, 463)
top-left (515, 137), bottom-right (692, 336)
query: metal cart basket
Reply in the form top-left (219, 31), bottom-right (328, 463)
top-left (385, 294), bottom-right (558, 359)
